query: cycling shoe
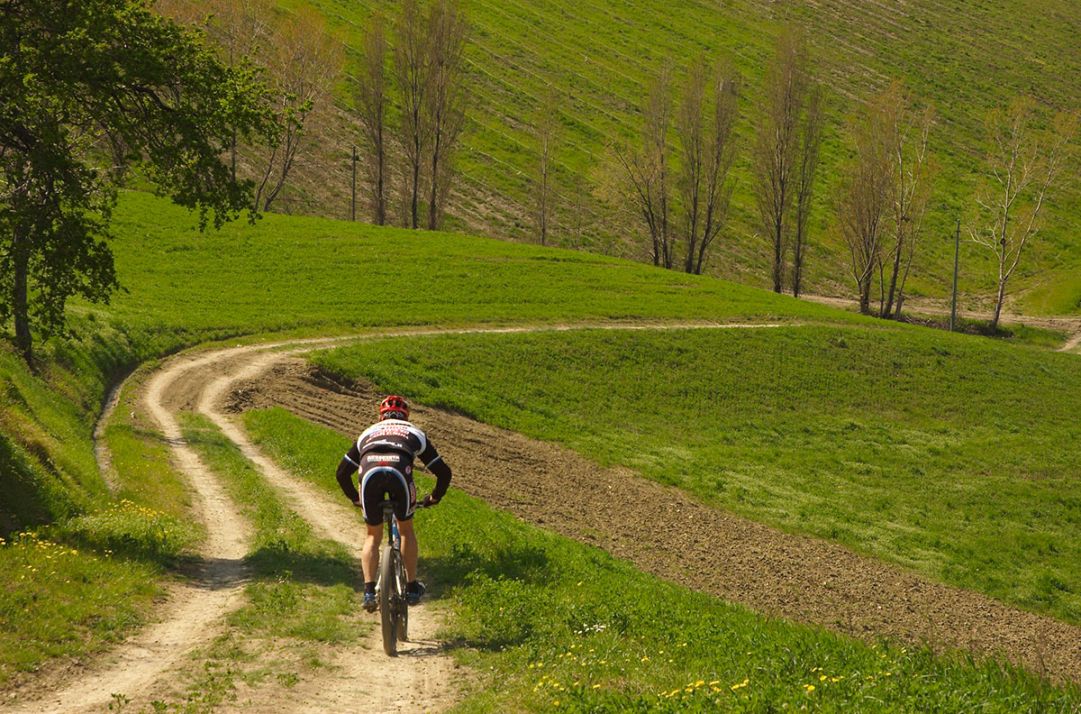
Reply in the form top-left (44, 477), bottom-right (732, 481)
top-left (405, 581), bottom-right (426, 606)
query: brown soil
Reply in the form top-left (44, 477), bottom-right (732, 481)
top-left (229, 357), bottom-right (1081, 685)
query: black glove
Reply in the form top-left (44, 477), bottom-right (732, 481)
top-left (422, 494), bottom-right (440, 508)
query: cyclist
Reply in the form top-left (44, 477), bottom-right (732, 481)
top-left (335, 394), bottom-right (453, 612)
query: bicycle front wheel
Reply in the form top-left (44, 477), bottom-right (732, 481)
top-left (379, 543), bottom-right (398, 656)
top-left (396, 554), bottom-right (409, 643)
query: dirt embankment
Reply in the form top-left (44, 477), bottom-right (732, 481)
top-left (229, 358), bottom-right (1081, 685)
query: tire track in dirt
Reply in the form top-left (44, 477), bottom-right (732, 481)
top-left (197, 349), bottom-right (463, 713)
top-left (231, 354), bottom-right (1081, 686)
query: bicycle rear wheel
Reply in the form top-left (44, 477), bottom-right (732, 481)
top-left (379, 543), bottom-right (397, 656)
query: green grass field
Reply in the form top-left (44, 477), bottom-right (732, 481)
top-left (2, 190), bottom-right (1078, 695)
top-left (243, 406), bottom-right (1081, 711)
top-left (311, 324), bottom-right (1081, 624)
top-left (272, 0), bottom-right (1081, 313)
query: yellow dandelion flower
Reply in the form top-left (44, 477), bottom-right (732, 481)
top-left (803, 684), bottom-right (816, 693)
top-left (592, 684), bottom-right (601, 690)
top-left (819, 674), bottom-right (828, 682)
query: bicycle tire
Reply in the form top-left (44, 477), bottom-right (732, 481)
top-left (379, 543), bottom-right (397, 656)
top-left (396, 555), bottom-right (409, 642)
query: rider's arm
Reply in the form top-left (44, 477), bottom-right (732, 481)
top-left (419, 441), bottom-right (452, 502)
top-left (336, 444), bottom-right (361, 503)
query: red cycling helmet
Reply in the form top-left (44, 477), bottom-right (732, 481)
top-left (378, 395), bottom-right (410, 421)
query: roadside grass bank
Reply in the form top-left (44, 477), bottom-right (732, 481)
top-left (311, 325), bottom-right (1081, 625)
top-left (243, 407), bottom-right (1081, 711)
top-left (0, 347), bottom-right (201, 687)
top-left (143, 415), bottom-right (364, 710)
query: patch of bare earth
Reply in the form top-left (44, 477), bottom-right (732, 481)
top-left (230, 358), bottom-right (1081, 686)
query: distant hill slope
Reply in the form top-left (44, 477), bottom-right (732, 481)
top-left (270, 0), bottom-right (1080, 312)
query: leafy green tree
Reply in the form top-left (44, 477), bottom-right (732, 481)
top-left (0, 0), bottom-right (274, 364)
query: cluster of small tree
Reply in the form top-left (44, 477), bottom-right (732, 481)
top-left (617, 24), bottom-right (1077, 328)
top-left (157, 0), bottom-right (344, 213)
top-left (615, 58), bottom-right (741, 275)
top-left (355, 0), bottom-right (467, 230)
top-left (837, 82), bottom-right (935, 317)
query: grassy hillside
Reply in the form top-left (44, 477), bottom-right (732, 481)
top-left (269, 0), bottom-right (1081, 312)
top-left (244, 407), bottom-right (1081, 711)
top-left (1, 191), bottom-right (1076, 689)
top-left (312, 325), bottom-right (1081, 624)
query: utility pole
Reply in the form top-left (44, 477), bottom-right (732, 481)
top-left (950, 219), bottom-right (960, 332)
top-left (351, 145), bottom-right (358, 221)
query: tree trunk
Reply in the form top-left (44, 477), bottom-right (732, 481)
top-left (375, 125), bottom-right (386, 225)
top-left (427, 132), bottom-right (442, 230)
top-left (991, 279), bottom-right (1007, 331)
top-left (883, 240), bottom-right (903, 318)
top-left (858, 277), bottom-right (871, 315)
top-left (12, 223), bottom-right (33, 365)
top-left (410, 140), bottom-right (420, 229)
top-left (771, 220), bottom-right (784, 292)
top-left (791, 238), bottom-right (803, 297)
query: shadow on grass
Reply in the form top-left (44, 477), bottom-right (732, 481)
top-left (417, 541), bottom-right (553, 653)
top-left (424, 541), bottom-right (551, 596)
top-left (246, 544), bottom-right (361, 592)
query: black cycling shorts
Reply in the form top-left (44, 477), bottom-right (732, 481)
top-left (359, 451), bottom-right (417, 526)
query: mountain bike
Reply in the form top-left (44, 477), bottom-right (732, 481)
top-left (375, 498), bottom-right (428, 657)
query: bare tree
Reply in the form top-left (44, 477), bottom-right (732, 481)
top-left (615, 63), bottom-right (674, 268)
top-left (424, 0), bottom-right (467, 230)
top-left (839, 91), bottom-right (894, 314)
top-left (356, 13), bottom-right (389, 224)
top-left (157, 0), bottom-right (274, 180)
top-left (791, 84), bottom-right (823, 297)
top-left (534, 90), bottom-right (560, 245)
top-left (970, 98), bottom-right (1077, 330)
top-left (254, 7), bottom-right (343, 211)
top-left (394, 0), bottom-right (428, 229)
top-left (677, 60), bottom-right (707, 273)
top-left (753, 28), bottom-right (810, 293)
top-left (880, 84), bottom-right (935, 319)
top-left (677, 58), bottom-right (739, 275)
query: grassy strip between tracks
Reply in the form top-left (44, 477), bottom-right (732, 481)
top-left (121, 414), bottom-right (365, 712)
top-left (243, 406), bottom-right (1081, 712)
top-left (311, 325), bottom-right (1081, 626)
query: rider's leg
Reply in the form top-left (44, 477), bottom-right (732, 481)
top-left (398, 518), bottom-right (418, 582)
top-left (361, 523), bottom-right (383, 584)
